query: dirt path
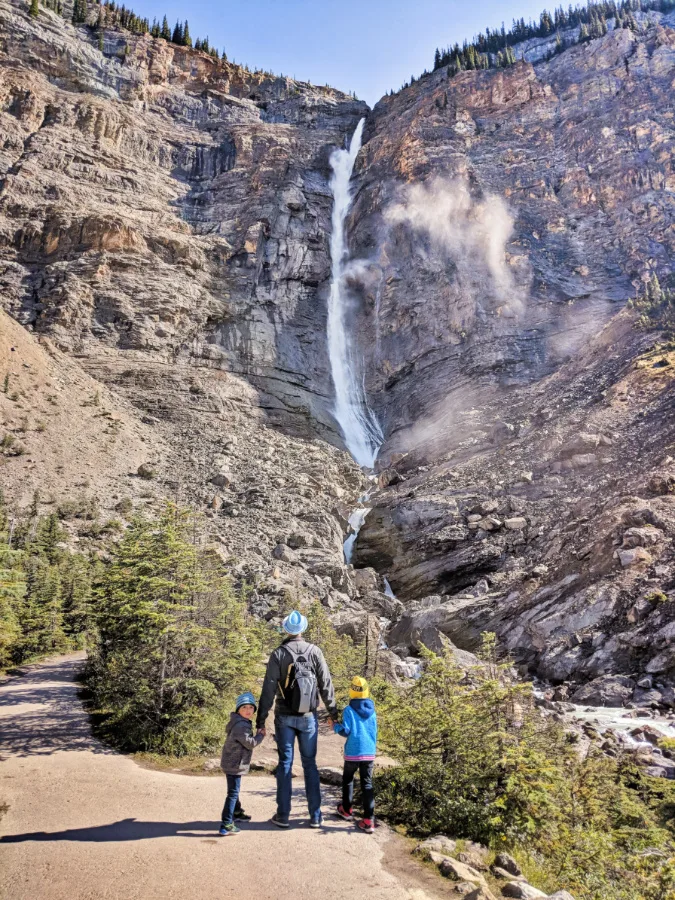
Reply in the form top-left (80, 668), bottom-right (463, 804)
top-left (0, 655), bottom-right (446, 900)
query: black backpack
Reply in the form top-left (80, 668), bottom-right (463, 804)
top-left (280, 642), bottom-right (319, 714)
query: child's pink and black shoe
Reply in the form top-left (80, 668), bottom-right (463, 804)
top-left (336, 804), bottom-right (353, 821)
top-left (356, 818), bottom-right (375, 834)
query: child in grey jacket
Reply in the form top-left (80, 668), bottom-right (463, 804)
top-left (219, 692), bottom-right (265, 835)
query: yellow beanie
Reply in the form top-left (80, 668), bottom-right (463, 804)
top-left (349, 676), bottom-right (370, 699)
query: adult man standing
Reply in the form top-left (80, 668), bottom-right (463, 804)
top-left (256, 609), bottom-right (338, 828)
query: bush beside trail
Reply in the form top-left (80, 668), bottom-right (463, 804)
top-left (374, 640), bottom-right (675, 900)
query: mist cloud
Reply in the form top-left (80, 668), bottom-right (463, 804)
top-left (385, 176), bottom-right (526, 316)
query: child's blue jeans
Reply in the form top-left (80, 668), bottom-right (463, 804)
top-left (221, 774), bottom-right (241, 825)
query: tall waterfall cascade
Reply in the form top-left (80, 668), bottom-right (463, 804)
top-left (327, 118), bottom-right (383, 469)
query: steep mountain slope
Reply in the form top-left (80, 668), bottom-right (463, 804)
top-left (349, 14), bottom-right (675, 439)
top-left (1, 0), bottom-right (674, 696)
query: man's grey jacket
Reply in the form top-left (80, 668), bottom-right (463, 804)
top-left (255, 637), bottom-right (338, 729)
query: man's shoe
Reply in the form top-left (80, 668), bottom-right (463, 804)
top-left (336, 804), bottom-right (353, 821)
top-left (271, 813), bottom-right (290, 828)
top-left (234, 810), bottom-right (252, 822)
top-left (219, 823), bottom-right (240, 836)
top-left (308, 815), bottom-right (323, 829)
top-left (357, 818), bottom-right (375, 834)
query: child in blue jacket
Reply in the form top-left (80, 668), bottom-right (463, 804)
top-left (334, 676), bottom-right (378, 833)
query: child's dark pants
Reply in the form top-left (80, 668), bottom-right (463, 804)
top-left (221, 774), bottom-right (242, 825)
top-left (342, 760), bottom-right (375, 820)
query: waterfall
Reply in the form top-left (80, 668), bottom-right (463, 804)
top-left (343, 506), bottom-right (370, 564)
top-left (327, 118), bottom-right (383, 469)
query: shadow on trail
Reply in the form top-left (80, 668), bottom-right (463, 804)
top-left (1, 818), bottom-right (349, 843)
top-left (0, 657), bottom-right (110, 759)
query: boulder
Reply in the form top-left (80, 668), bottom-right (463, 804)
top-left (548, 893), bottom-right (577, 900)
top-left (317, 766), bottom-right (342, 786)
top-left (615, 547), bottom-right (653, 567)
top-left (505, 517), bottom-right (528, 531)
top-left (464, 887), bottom-right (498, 900)
top-left (622, 526), bottom-right (663, 548)
top-left (571, 675), bottom-right (635, 707)
top-left (137, 462), bottom-right (156, 479)
top-left (360, 590), bottom-right (404, 619)
top-left (493, 867), bottom-right (526, 881)
top-left (378, 468), bottom-right (403, 488)
top-left (387, 597), bottom-right (493, 655)
top-left (457, 851), bottom-right (488, 871)
top-left (286, 530), bottom-right (315, 549)
top-left (209, 469), bottom-right (232, 488)
top-left (272, 543), bottom-right (297, 563)
top-left (632, 688), bottom-right (663, 707)
top-left (561, 433), bottom-right (601, 455)
top-left (494, 852), bottom-right (522, 876)
top-left (501, 883), bottom-right (548, 899)
top-left (438, 857), bottom-right (486, 885)
top-left (415, 835), bottom-right (457, 857)
top-left (352, 567), bottom-right (380, 594)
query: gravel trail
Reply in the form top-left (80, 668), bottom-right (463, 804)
top-left (0, 654), bottom-right (442, 900)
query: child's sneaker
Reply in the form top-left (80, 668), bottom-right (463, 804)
top-left (218, 823), bottom-right (240, 836)
top-left (234, 810), bottom-right (252, 822)
top-left (357, 818), bottom-right (375, 834)
top-left (336, 804), bottom-right (353, 821)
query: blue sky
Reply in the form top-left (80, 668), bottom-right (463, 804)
top-left (128, 0), bottom-right (555, 106)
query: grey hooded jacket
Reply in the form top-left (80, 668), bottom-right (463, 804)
top-left (220, 712), bottom-right (264, 776)
top-left (255, 637), bottom-right (338, 729)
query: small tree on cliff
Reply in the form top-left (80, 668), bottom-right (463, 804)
top-left (29, 0), bottom-right (39, 19)
top-left (160, 15), bottom-right (170, 40)
top-left (182, 20), bottom-right (192, 48)
top-left (171, 20), bottom-right (182, 44)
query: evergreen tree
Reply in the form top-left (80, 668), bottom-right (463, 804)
top-left (182, 20), bottom-right (191, 47)
top-left (72, 0), bottom-right (87, 23)
top-left (171, 20), bottom-right (182, 44)
top-left (88, 506), bottom-right (267, 754)
top-left (29, 0), bottom-right (39, 19)
top-left (0, 546), bottom-right (23, 668)
top-left (61, 554), bottom-right (93, 643)
top-left (32, 513), bottom-right (66, 565)
top-left (160, 14), bottom-right (170, 39)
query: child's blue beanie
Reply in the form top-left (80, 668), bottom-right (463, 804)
top-left (235, 691), bottom-right (257, 711)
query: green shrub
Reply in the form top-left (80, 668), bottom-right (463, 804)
top-left (375, 638), bottom-right (675, 900)
top-left (634, 274), bottom-right (675, 336)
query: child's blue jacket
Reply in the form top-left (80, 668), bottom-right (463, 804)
top-left (333, 698), bottom-right (377, 760)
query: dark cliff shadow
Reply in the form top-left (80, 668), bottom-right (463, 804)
top-left (0, 656), bottom-right (111, 758)
top-left (0, 817), bottom-right (348, 843)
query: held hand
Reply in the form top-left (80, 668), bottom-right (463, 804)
top-left (257, 727), bottom-right (266, 737)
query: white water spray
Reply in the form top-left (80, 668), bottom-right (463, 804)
top-left (327, 119), bottom-right (383, 468)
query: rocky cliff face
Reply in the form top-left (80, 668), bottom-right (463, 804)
top-left (0, 0), bottom-right (367, 436)
top-left (349, 14), bottom-right (675, 441)
top-left (1, 0), bottom-right (674, 697)
top-left (352, 19), bottom-right (675, 692)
